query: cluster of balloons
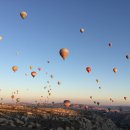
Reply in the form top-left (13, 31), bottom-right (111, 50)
top-left (1, 9), bottom-right (129, 108)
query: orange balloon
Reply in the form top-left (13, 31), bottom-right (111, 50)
top-left (59, 48), bottom-right (69, 60)
top-left (31, 71), bottom-right (37, 78)
top-left (86, 67), bottom-right (91, 73)
top-left (113, 67), bottom-right (118, 73)
top-left (20, 11), bottom-right (27, 19)
top-left (12, 66), bottom-right (18, 72)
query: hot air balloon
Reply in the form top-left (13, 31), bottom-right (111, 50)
top-left (126, 55), bottom-right (130, 59)
top-left (64, 100), bottom-right (71, 107)
top-left (80, 28), bottom-right (85, 33)
top-left (30, 66), bottom-right (33, 70)
top-left (20, 11), bottom-right (27, 19)
top-left (110, 98), bottom-right (112, 101)
top-left (47, 81), bottom-right (50, 84)
top-left (0, 36), bottom-right (3, 41)
top-left (113, 67), bottom-right (118, 73)
top-left (12, 66), bottom-right (18, 72)
top-left (86, 67), bottom-right (91, 73)
top-left (44, 86), bottom-right (47, 89)
top-left (97, 102), bottom-right (100, 106)
top-left (38, 68), bottom-right (42, 71)
top-left (90, 96), bottom-right (92, 99)
top-left (50, 75), bottom-right (53, 79)
top-left (108, 42), bottom-right (112, 48)
top-left (99, 86), bottom-right (101, 89)
top-left (52, 102), bottom-right (55, 105)
top-left (57, 81), bottom-right (61, 85)
top-left (25, 73), bottom-right (29, 76)
top-left (47, 61), bottom-right (50, 63)
top-left (16, 98), bottom-right (20, 103)
top-left (31, 71), bottom-right (37, 78)
top-left (124, 97), bottom-right (127, 100)
top-left (96, 79), bottom-right (99, 83)
top-left (59, 48), bottom-right (69, 60)
top-left (94, 101), bottom-right (96, 104)
top-left (11, 95), bottom-right (15, 100)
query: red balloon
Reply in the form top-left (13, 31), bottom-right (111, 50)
top-left (86, 67), bottom-right (91, 73)
top-left (31, 71), bottom-right (37, 78)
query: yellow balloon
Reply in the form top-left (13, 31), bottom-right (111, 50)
top-left (0, 36), bottom-right (3, 41)
top-left (30, 66), bottom-right (33, 70)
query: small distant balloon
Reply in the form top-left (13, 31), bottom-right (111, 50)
top-left (31, 71), bottom-right (37, 78)
top-left (25, 73), bottom-right (29, 76)
top-left (108, 42), bottom-right (112, 48)
top-left (30, 66), bottom-right (33, 70)
top-left (50, 75), bottom-right (53, 79)
top-left (96, 79), bottom-right (99, 83)
top-left (86, 67), bottom-right (91, 73)
top-left (64, 100), bottom-right (71, 107)
top-left (94, 101), bottom-right (96, 104)
top-left (80, 28), bottom-right (85, 33)
top-left (90, 96), bottom-right (92, 99)
top-left (126, 55), bottom-right (130, 59)
top-left (11, 95), bottom-right (15, 100)
top-left (20, 11), bottom-right (27, 19)
top-left (12, 66), bottom-right (18, 72)
top-left (57, 81), bottom-right (61, 85)
top-left (0, 36), bottom-right (3, 41)
top-left (99, 86), bottom-right (101, 89)
top-left (113, 67), bottom-right (118, 73)
top-left (97, 102), bottom-right (100, 106)
top-left (124, 97), bottom-right (127, 100)
top-left (59, 48), bottom-right (69, 60)
top-left (16, 98), bottom-right (20, 103)
top-left (38, 68), bottom-right (42, 71)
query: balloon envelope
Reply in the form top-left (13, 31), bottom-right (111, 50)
top-left (126, 55), bottom-right (130, 59)
top-left (31, 71), bottom-right (37, 78)
top-left (59, 48), bottom-right (69, 60)
top-left (113, 67), bottom-right (118, 73)
top-left (20, 11), bottom-right (27, 19)
top-left (80, 28), bottom-right (85, 33)
top-left (30, 66), bottom-right (33, 70)
top-left (64, 100), bottom-right (71, 107)
top-left (12, 66), bottom-right (18, 72)
top-left (86, 67), bottom-right (91, 73)
top-left (0, 36), bottom-right (3, 41)
top-left (109, 42), bottom-right (112, 47)
top-left (38, 68), bottom-right (42, 71)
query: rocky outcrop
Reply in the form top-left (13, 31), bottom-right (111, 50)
top-left (0, 106), bottom-right (127, 130)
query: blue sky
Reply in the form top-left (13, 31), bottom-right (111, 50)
top-left (0, 0), bottom-right (130, 105)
